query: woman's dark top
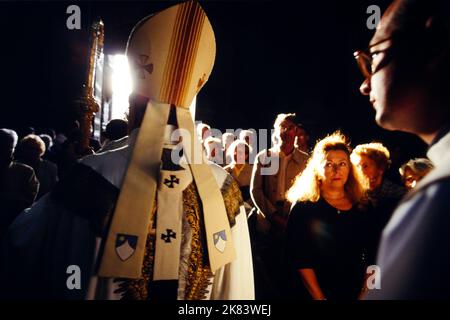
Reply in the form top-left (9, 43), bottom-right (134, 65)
top-left (286, 198), bottom-right (369, 300)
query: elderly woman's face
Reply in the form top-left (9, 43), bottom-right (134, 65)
top-left (403, 167), bottom-right (426, 190)
top-left (319, 150), bottom-right (350, 190)
top-left (355, 154), bottom-right (384, 190)
top-left (233, 145), bottom-right (249, 164)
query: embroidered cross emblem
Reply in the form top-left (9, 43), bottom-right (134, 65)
top-left (161, 229), bottom-right (176, 243)
top-left (164, 175), bottom-right (180, 188)
top-left (134, 54), bottom-right (153, 79)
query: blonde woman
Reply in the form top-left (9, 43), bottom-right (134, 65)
top-left (285, 132), bottom-right (369, 300)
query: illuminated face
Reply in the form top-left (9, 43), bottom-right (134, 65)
top-left (356, 154), bottom-right (384, 190)
top-left (296, 127), bottom-right (309, 151)
top-left (319, 150), bottom-right (351, 190)
top-left (207, 141), bottom-right (217, 158)
top-left (202, 127), bottom-right (212, 141)
top-left (233, 145), bottom-right (250, 164)
top-left (277, 119), bottom-right (297, 148)
top-left (402, 167), bottom-right (428, 190)
top-left (359, 1), bottom-right (432, 136)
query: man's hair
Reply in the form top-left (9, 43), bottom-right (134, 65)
top-left (204, 136), bottom-right (223, 162)
top-left (15, 134), bottom-right (46, 159)
top-left (40, 128), bottom-right (56, 140)
top-left (0, 128), bottom-right (19, 154)
top-left (389, 0), bottom-right (450, 72)
top-left (204, 136), bottom-right (222, 147)
top-left (296, 123), bottom-right (309, 134)
top-left (350, 142), bottom-right (391, 172)
top-left (399, 157), bottom-right (434, 178)
top-left (222, 132), bottom-right (235, 148)
top-left (239, 129), bottom-right (256, 141)
top-left (105, 119), bottom-right (128, 141)
top-left (386, 0), bottom-right (450, 122)
top-left (273, 113), bottom-right (298, 130)
top-left (196, 122), bottom-right (210, 134)
top-left (390, 0), bottom-right (450, 34)
top-left (39, 134), bottom-right (53, 151)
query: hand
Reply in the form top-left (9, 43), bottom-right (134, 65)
top-left (358, 286), bottom-right (369, 300)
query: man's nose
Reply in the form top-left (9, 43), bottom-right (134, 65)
top-left (359, 78), bottom-right (371, 96)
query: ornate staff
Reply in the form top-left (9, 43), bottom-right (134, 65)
top-left (77, 19), bottom-right (104, 154)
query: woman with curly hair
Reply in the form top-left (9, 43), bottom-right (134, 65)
top-left (285, 131), bottom-right (370, 300)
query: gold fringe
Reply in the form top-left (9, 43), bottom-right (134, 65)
top-left (183, 183), bottom-right (213, 300)
top-left (220, 174), bottom-right (244, 228)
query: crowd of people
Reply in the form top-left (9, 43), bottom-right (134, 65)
top-left (0, 120), bottom-right (128, 240)
top-left (193, 113), bottom-right (434, 299)
top-left (1, 110), bottom-right (432, 300)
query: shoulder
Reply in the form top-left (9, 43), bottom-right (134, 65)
top-left (98, 136), bottom-right (129, 153)
top-left (255, 148), bottom-right (271, 159)
top-left (209, 162), bottom-right (241, 199)
top-left (292, 200), bottom-right (319, 211)
top-left (413, 178), bottom-right (450, 207)
top-left (82, 146), bottom-right (128, 168)
top-left (382, 179), bottom-right (406, 198)
top-left (386, 177), bottom-right (450, 236)
top-left (292, 148), bottom-right (309, 163)
top-left (208, 162), bottom-right (244, 225)
top-left (287, 201), bottom-right (320, 235)
top-left (208, 162), bottom-right (229, 186)
top-left (290, 200), bottom-right (318, 220)
top-left (254, 148), bottom-right (275, 166)
top-left (9, 161), bottom-right (35, 178)
top-left (208, 161), bottom-right (240, 194)
top-left (402, 174), bottom-right (450, 206)
top-left (39, 159), bottom-right (57, 171)
top-left (80, 147), bottom-right (129, 188)
top-left (410, 162), bottom-right (450, 195)
top-left (223, 163), bottom-right (233, 174)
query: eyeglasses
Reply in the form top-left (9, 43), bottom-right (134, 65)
top-left (353, 37), bottom-right (394, 78)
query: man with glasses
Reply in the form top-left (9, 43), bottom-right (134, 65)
top-left (354, 0), bottom-right (450, 299)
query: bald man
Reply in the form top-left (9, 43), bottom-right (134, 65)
top-left (354, 0), bottom-right (450, 299)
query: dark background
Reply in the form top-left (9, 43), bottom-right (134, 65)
top-left (0, 0), bottom-right (427, 179)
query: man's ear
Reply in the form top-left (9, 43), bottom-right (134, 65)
top-left (424, 16), bottom-right (450, 69)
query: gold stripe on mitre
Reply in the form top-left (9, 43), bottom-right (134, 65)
top-left (160, 1), bottom-right (208, 108)
top-left (98, 1), bottom-right (235, 279)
